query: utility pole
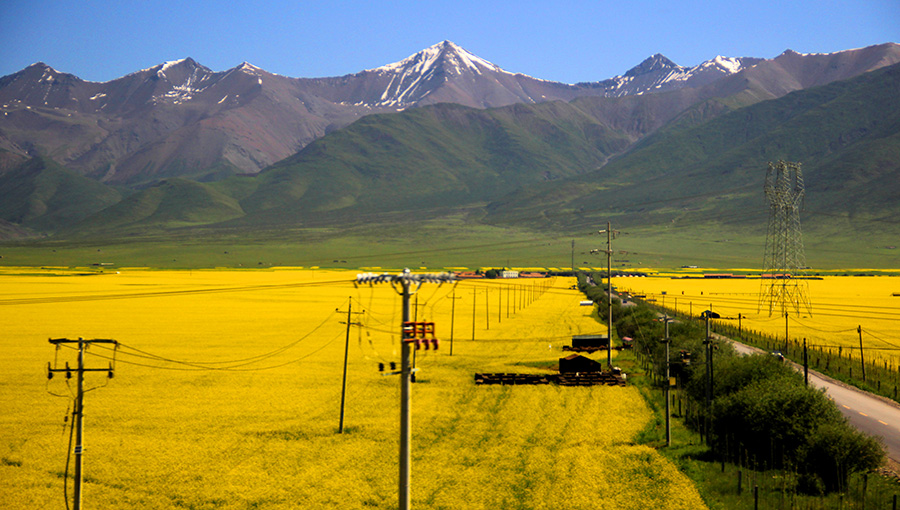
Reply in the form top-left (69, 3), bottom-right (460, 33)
top-left (337, 299), bottom-right (364, 433)
top-left (449, 285), bottom-right (461, 356)
top-left (356, 270), bottom-right (454, 510)
top-left (47, 337), bottom-right (117, 510)
top-left (661, 315), bottom-right (674, 447)
top-left (571, 239), bottom-right (575, 273)
top-left (701, 310), bottom-right (719, 446)
top-left (592, 222), bottom-right (619, 368)
top-left (784, 311), bottom-right (790, 355)
top-left (803, 338), bottom-right (809, 387)
top-left (472, 289), bottom-right (477, 341)
top-left (485, 287), bottom-right (490, 330)
top-left (858, 326), bottom-right (866, 382)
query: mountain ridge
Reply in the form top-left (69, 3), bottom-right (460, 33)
top-left (5, 41), bottom-right (896, 187)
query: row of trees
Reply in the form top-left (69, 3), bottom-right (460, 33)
top-left (577, 273), bottom-right (884, 494)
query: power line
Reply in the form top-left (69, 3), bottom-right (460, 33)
top-left (0, 278), bottom-right (356, 306)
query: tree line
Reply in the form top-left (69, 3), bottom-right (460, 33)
top-left (577, 272), bottom-right (884, 494)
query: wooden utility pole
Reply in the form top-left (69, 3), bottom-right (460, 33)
top-left (48, 338), bottom-right (117, 510)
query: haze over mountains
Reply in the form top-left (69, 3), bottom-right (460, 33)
top-left (1, 40), bottom-right (899, 258)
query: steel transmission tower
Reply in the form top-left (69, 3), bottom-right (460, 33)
top-left (758, 160), bottom-right (812, 316)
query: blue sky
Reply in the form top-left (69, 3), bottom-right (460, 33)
top-left (1, 0), bottom-right (898, 84)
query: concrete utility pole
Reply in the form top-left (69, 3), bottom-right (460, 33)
top-left (660, 315), bottom-right (674, 447)
top-left (701, 310), bottom-right (719, 445)
top-left (571, 239), bottom-right (575, 273)
top-left (472, 289), bottom-right (477, 341)
top-left (448, 285), bottom-right (461, 356)
top-left (858, 325), bottom-right (867, 382)
top-left (356, 270), bottom-right (454, 510)
top-left (337, 299), bottom-right (364, 434)
top-left (47, 337), bottom-right (118, 510)
top-left (592, 222), bottom-right (619, 368)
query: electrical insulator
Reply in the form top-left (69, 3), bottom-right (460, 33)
top-left (108, 363), bottom-right (114, 379)
top-left (431, 338), bottom-right (440, 350)
top-left (378, 363), bottom-right (385, 372)
top-left (47, 362), bottom-right (53, 380)
top-left (65, 362), bottom-right (72, 379)
top-left (390, 362), bottom-right (397, 371)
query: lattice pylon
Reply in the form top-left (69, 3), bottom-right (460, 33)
top-left (758, 161), bottom-right (813, 317)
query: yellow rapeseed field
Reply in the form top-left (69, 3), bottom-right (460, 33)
top-left (614, 274), bottom-right (900, 364)
top-left (0, 267), bottom-right (706, 509)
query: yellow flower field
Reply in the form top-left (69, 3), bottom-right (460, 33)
top-left (0, 268), bottom-right (706, 509)
top-left (614, 274), bottom-right (900, 364)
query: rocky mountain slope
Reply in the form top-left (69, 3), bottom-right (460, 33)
top-left (4, 41), bottom-right (895, 188)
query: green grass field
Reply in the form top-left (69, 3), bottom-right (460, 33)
top-left (2, 217), bottom-right (896, 271)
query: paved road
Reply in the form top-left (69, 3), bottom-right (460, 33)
top-left (725, 337), bottom-right (900, 466)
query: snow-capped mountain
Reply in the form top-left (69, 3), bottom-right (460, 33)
top-left (362, 40), bottom-right (513, 106)
top-left (580, 53), bottom-right (764, 97)
top-left (1, 41), bottom-right (898, 186)
top-left (304, 40), bottom-right (580, 109)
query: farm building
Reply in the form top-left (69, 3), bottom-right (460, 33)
top-left (559, 354), bottom-right (603, 373)
top-left (571, 334), bottom-right (609, 349)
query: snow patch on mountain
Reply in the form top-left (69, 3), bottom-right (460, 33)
top-left (370, 40), bottom-right (505, 76)
top-left (363, 40), bottom-right (520, 107)
top-left (157, 58), bottom-right (189, 79)
top-left (593, 53), bottom-right (758, 96)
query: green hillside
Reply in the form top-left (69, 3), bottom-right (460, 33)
top-left (485, 63), bottom-right (900, 245)
top-left (5, 64), bottom-right (899, 269)
top-left (231, 101), bottom-right (632, 223)
top-left (485, 66), bottom-right (900, 267)
top-left (0, 156), bottom-right (122, 233)
top-left (62, 178), bottom-right (245, 237)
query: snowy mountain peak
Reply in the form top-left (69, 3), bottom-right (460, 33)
top-left (237, 62), bottom-right (265, 74)
top-left (625, 54), bottom-right (680, 77)
top-left (360, 40), bottom-right (516, 107)
top-left (146, 58), bottom-right (213, 104)
top-left (369, 40), bottom-right (504, 76)
top-left (711, 55), bottom-right (742, 73)
top-left (26, 62), bottom-right (56, 72)
top-left (153, 58), bottom-right (206, 80)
